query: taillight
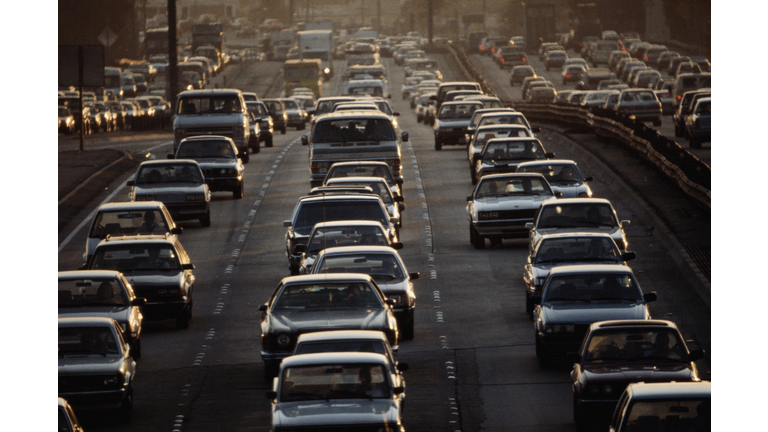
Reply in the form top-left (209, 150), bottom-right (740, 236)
top-left (644, 56), bottom-right (649, 62)
top-left (500, 58), bottom-right (505, 63)
top-left (522, 57), bottom-right (527, 62)
top-left (565, 74), bottom-right (572, 79)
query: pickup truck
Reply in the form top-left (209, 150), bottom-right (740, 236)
top-left (685, 97), bottom-right (711, 149)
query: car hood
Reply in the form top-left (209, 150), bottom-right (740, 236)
top-left (474, 195), bottom-right (553, 210)
top-left (371, 278), bottom-right (409, 296)
top-left (59, 356), bottom-right (126, 374)
top-left (536, 226), bottom-right (621, 239)
top-left (122, 272), bottom-right (184, 287)
top-left (580, 363), bottom-right (696, 384)
top-left (58, 307), bottom-right (131, 322)
top-left (134, 183), bottom-right (207, 194)
top-left (273, 399), bottom-right (399, 427)
top-left (549, 183), bottom-right (590, 198)
top-left (191, 158), bottom-right (239, 169)
top-left (436, 118), bottom-right (471, 127)
top-left (269, 308), bottom-right (391, 333)
top-left (531, 259), bottom-right (623, 278)
top-left (541, 302), bottom-right (646, 324)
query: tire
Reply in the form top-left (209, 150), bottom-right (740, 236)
top-left (176, 304), bottom-right (191, 329)
top-left (298, 122), bottom-right (305, 130)
top-left (116, 389), bottom-right (133, 423)
top-left (401, 317), bottom-right (415, 340)
top-left (251, 142), bottom-right (260, 154)
top-left (281, 126), bottom-right (286, 134)
top-left (674, 122), bottom-right (683, 137)
top-left (266, 136), bottom-right (273, 147)
top-left (289, 263), bottom-right (300, 275)
top-left (132, 338), bottom-right (142, 360)
top-left (471, 225), bottom-right (485, 249)
top-left (536, 337), bottom-right (550, 368)
top-left (653, 118), bottom-right (662, 127)
top-left (233, 181), bottom-right (244, 199)
top-left (434, 139), bottom-right (442, 151)
top-left (242, 151), bottom-right (250, 164)
top-left (200, 213), bottom-right (211, 227)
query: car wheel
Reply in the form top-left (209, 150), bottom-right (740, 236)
top-left (132, 338), bottom-right (142, 360)
top-left (573, 394), bottom-right (588, 430)
top-left (298, 122), bottom-right (305, 130)
top-left (176, 304), bottom-right (191, 329)
top-left (402, 318), bottom-right (415, 340)
top-left (289, 263), bottom-right (300, 275)
top-left (266, 136), bottom-right (273, 147)
top-left (471, 226), bottom-right (485, 249)
top-left (233, 181), bottom-right (244, 199)
top-left (281, 126), bottom-right (286, 134)
top-left (116, 388), bottom-right (133, 423)
top-left (242, 151), bottom-right (250, 164)
top-left (200, 213), bottom-right (211, 227)
top-left (435, 139), bottom-right (442, 151)
top-left (536, 337), bottom-right (550, 368)
top-left (653, 118), bottom-right (662, 127)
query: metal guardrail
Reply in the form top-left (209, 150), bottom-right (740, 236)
top-left (446, 44), bottom-right (711, 210)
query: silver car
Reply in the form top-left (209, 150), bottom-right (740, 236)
top-left (516, 159), bottom-right (593, 198)
top-left (325, 177), bottom-right (404, 226)
top-left (171, 136), bottom-right (245, 199)
top-left (311, 245), bottom-right (419, 340)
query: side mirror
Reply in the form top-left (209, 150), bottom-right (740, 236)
top-left (621, 220), bottom-right (631, 226)
top-left (172, 227), bottom-right (184, 234)
top-left (393, 112), bottom-right (400, 116)
top-left (386, 298), bottom-right (397, 306)
top-left (525, 222), bottom-right (534, 229)
top-left (531, 126), bottom-right (541, 133)
top-left (132, 297), bottom-right (147, 306)
top-left (393, 386), bottom-right (404, 395)
top-left (584, 176), bottom-right (594, 182)
top-left (387, 94), bottom-right (392, 99)
top-left (391, 241), bottom-right (404, 250)
top-left (284, 220), bottom-right (292, 227)
top-left (643, 291), bottom-right (658, 303)
top-left (294, 244), bottom-right (306, 253)
top-left (621, 251), bottom-right (636, 261)
top-left (688, 349), bottom-right (705, 362)
top-left (566, 352), bottom-right (581, 364)
top-left (554, 192), bottom-right (563, 197)
top-left (396, 362), bottom-right (409, 372)
top-left (401, 131), bottom-right (409, 142)
top-left (467, 196), bottom-right (473, 202)
top-left (182, 263), bottom-right (195, 270)
top-left (409, 272), bottom-right (420, 280)
top-left (265, 391), bottom-right (277, 400)
top-left (301, 135), bottom-right (308, 146)
top-left (258, 303), bottom-right (268, 312)
top-left (167, 154), bottom-right (175, 159)
top-left (394, 195), bottom-right (404, 203)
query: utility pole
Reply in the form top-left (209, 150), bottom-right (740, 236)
top-left (168, 0), bottom-right (178, 113)
top-left (427, 0), bottom-right (433, 44)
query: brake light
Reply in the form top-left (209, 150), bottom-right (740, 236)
top-left (522, 57), bottom-right (527, 62)
top-left (565, 74), bottom-right (572, 79)
top-left (500, 58), bottom-right (504, 63)
top-left (644, 56), bottom-right (649, 62)
top-left (491, 48), bottom-right (495, 53)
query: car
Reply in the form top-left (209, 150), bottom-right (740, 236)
top-left (607, 51), bottom-right (630, 71)
top-left (667, 55), bottom-right (691, 76)
top-left (674, 61), bottom-right (702, 77)
top-left (570, 320), bottom-right (704, 428)
top-left (581, 90), bottom-right (620, 108)
top-left (498, 50), bottom-right (527, 69)
top-left (562, 65), bottom-right (587, 85)
top-left (655, 50), bottom-right (680, 71)
top-left (526, 198), bottom-right (631, 253)
top-left (58, 317), bottom-right (136, 422)
top-left (83, 201), bottom-right (182, 266)
top-left (127, 159), bottom-right (211, 226)
top-left (311, 245), bottom-right (419, 339)
top-left (85, 234), bottom-right (196, 329)
top-left (527, 87), bottom-right (557, 104)
top-left (671, 73), bottom-right (711, 109)
top-left (632, 69), bottom-right (661, 89)
top-left (266, 352), bottom-right (405, 431)
top-left (509, 65), bottom-right (536, 86)
top-left (170, 136), bottom-right (245, 199)
top-left (685, 97), bottom-right (710, 149)
top-left (433, 101), bottom-right (484, 150)
top-left (323, 161), bottom-right (403, 198)
top-left (246, 101), bottom-right (274, 148)
top-left (688, 55), bottom-right (711, 72)
top-left (545, 50), bottom-right (568, 70)
top-left (554, 90), bottom-right (576, 105)
top-left (281, 97), bottom-right (308, 130)
top-left (461, 95), bottom-right (504, 109)
top-left (516, 159), bottom-right (593, 198)
top-left (614, 89), bottom-right (663, 126)
top-left (58, 398), bottom-right (84, 432)
top-left (59, 106), bottom-right (75, 134)
top-left (467, 173), bottom-right (557, 249)
top-left (654, 89), bottom-right (674, 115)
top-left (465, 108), bottom-right (517, 143)
top-left (531, 265), bottom-right (657, 366)
top-left (284, 194), bottom-right (398, 274)
top-left (258, 273), bottom-right (400, 378)
top-left (467, 124), bottom-right (535, 183)
top-left (564, 57), bottom-right (589, 70)
top-left (523, 80), bottom-right (555, 101)
top-left (59, 270), bottom-right (147, 358)
top-left (609, 381), bottom-right (711, 432)
top-left (325, 177), bottom-right (404, 225)
top-left (298, 220), bottom-right (402, 274)
top-left (523, 233), bottom-right (635, 315)
top-left (435, 81), bottom-right (482, 108)
top-left (473, 136), bottom-right (553, 184)
top-left (262, 98), bottom-right (288, 134)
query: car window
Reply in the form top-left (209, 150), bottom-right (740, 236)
top-left (90, 209), bottom-right (168, 238)
top-left (476, 176), bottom-right (551, 197)
top-left (90, 244), bottom-right (181, 271)
top-left (307, 227), bottom-right (388, 253)
top-left (535, 237), bottom-right (619, 263)
top-left (538, 203), bottom-right (616, 228)
top-left (177, 139), bottom-right (236, 159)
top-left (137, 164), bottom-right (203, 184)
top-left (59, 326), bottom-right (119, 356)
top-left (543, 273), bottom-right (641, 302)
top-left (314, 119), bottom-right (395, 142)
top-left (294, 201), bottom-right (389, 234)
top-left (315, 253), bottom-right (405, 279)
top-left (482, 140), bottom-right (546, 161)
top-left (585, 329), bottom-right (687, 362)
top-left (281, 363), bottom-right (390, 401)
top-left (59, 277), bottom-right (130, 306)
top-left (273, 282), bottom-right (383, 310)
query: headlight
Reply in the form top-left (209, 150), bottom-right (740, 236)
top-left (311, 161), bottom-right (329, 174)
top-left (135, 195), bottom-right (155, 201)
top-left (388, 295), bottom-right (402, 305)
top-left (585, 384), bottom-right (617, 396)
top-left (543, 324), bottom-right (575, 333)
top-left (186, 194), bottom-right (205, 201)
top-left (323, 67), bottom-right (331, 74)
top-left (104, 374), bottom-right (120, 385)
top-left (276, 333), bottom-right (291, 348)
top-left (479, 211), bottom-right (499, 220)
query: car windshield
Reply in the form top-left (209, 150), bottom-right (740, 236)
top-left (307, 227), bottom-right (389, 253)
top-left (177, 95), bottom-right (242, 114)
top-left (315, 253), bottom-right (405, 280)
top-left (482, 140), bottom-right (546, 162)
top-left (280, 363), bottom-right (390, 402)
top-left (90, 244), bottom-right (181, 271)
top-left (537, 203), bottom-right (616, 228)
top-left (477, 114), bottom-right (529, 128)
top-left (296, 340), bottom-right (388, 357)
top-left (293, 201), bottom-right (389, 234)
top-left (59, 278), bottom-right (129, 307)
top-left (273, 282), bottom-right (383, 310)
top-left (176, 139), bottom-right (236, 159)
top-left (585, 329), bottom-right (687, 363)
top-left (136, 164), bottom-right (204, 184)
top-left (534, 237), bottom-right (620, 264)
top-left (313, 118), bottom-right (395, 142)
top-left (476, 176), bottom-right (552, 197)
top-left (438, 103), bottom-right (480, 120)
top-left (542, 273), bottom-right (642, 303)
top-left (59, 326), bottom-right (120, 356)
top-left (518, 163), bottom-right (584, 184)
top-left (327, 180), bottom-right (393, 204)
top-left (326, 165), bottom-right (396, 187)
top-left (89, 209), bottom-right (169, 238)
top-left (247, 103), bottom-right (269, 116)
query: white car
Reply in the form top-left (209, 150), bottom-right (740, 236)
top-left (516, 159), bottom-right (593, 198)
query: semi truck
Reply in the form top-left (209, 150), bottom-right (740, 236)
top-left (192, 24), bottom-right (224, 62)
top-left (297, 30), bottom-right (334, 80)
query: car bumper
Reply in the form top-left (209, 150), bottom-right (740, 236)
top-left (206, 177), bottom-right (241, 192)
top-left (59, 387), bottom-right (129, 410)
top-left (142, 299), bottom-right (189, 320)
top-left (473, 220), bottom-right (531, 238)
top-left (536, 332), bottom-right (584, 357)
top-left (435, 130), bottom-right (468, 145)
top-left (573, 398), bottom-right (618, 420)
top-left (165, 202), bottom-right (210, 221)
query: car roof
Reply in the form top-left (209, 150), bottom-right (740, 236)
top-left (58, 270), bottom-right (123, 280)
top-left (178, 89), bottom-right (242, 96)
top-left (296, 330), bottom-right (388, 344)
top-left (330, 161), bottom-right (390, 168)
top-left (315, 111), bottom-right (391, 121)
top-left (138, 159), bottom-right (202, 168)
top-left (317, 245), bottom-right (399, 255)
top-left (537, 232), bottom-right (615, 242)
top-left (327, 176), bottom-right (388, 184)
top-left (96, 201), bottom-right (167, 212)
top-left (440, 101), bottom-right (484, 107)
top-left (281, 352), bottom-right (389, 368)
top-left (516, 159), bottom-right (578, 168)
top-left (548, 264), bottom-right (632, 276)
top-left (96, 233), bottom-right (178, 246)
top-left (280, 273), bottom-right (376, 285)
top-left (180, 135), bottom-right (235, 143)
top-left (58, 316), bottom-right (119, 327)
top-left (298, 194), bottom-right (384, 204)
top-left (589, 319), bottom-right (678, 332)
top-left (625, 381), bottom-right (711, 399)
top-left (541, 197), bottom-right (610, 206)
top-left (310, 220), bottom-right (386, 229)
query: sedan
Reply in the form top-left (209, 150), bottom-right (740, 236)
top-left (562, 65), bottom-right (587, 85)
top-left (515, 159), bottom-right (593, 198)
top-left (468, 125), bottom-right (535, 184)
top-left (509, 65), bottom-right (536, 86)
top-left (258, 273), bottom-right (400, 379)
top-left (570, 320), bottom-right (704, 429)
top-left (310, 246), bottom-right (419, 340)
top-left (170, 136), bottom-right (245, 199)
top-left (473, 137), bottom-right (554, 183)
top-left (467, 173), bottom-right (557, 249)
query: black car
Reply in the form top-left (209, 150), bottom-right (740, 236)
top-left (86, 234), bottom-right (196, 329)
top-left (246, 101), bottom-right (274, 148)
top-left (258, 273), bottom-right (399, 379)
top-left (570, 320), bottom-right (704, 429)
top-left (262, 98), bottom-right (287, 134)
top-left (509, 65), bottom-right (536, 86)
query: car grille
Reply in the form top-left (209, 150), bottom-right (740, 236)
top-left (134, 285), bottom-right (181, 300)
top-left (202, 168), bottom-right (232, 178)
top-left (494, 209), bottom-right (537, 220)
top-left (186, 127), bottom-right (233, 137)
top-left (59, 375), bottom-right (121, 392)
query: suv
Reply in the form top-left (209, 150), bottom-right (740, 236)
top-left (246, 101), bottom-right (274, 148)
top-left (173, 89), bottom-right (251, 161)
top-left (127, 160), bottom-right (211, 226)
top-left (85, 234), bottom-right (196, 329)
